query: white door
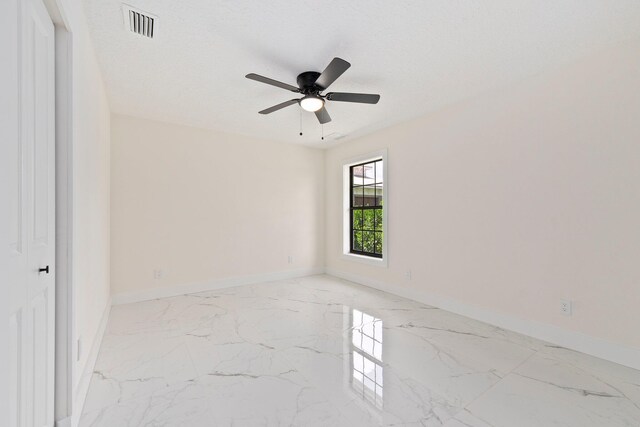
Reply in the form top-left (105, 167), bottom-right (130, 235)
top-left (8, 0), bottom-right (56, 425)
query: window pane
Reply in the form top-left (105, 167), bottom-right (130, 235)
top-left (375, 161), bottom-right (383, 184)
top-left (363, 185), bottom-right (376, 207)
top-left (352, 186), bottom-right (364, 207)
top-left (353, 209), bottom-right (363, 229)
top-left (352, 165), bottom-right (364, 186)
top-left (374, 209), bottom-right (383, 231)
top-left (375, 184), bottom-right (384, 206)
top-left (375, 232), bottom-right (383, 254)
top-left (363, 231), bottom-right (375, 253)
top-left (363, 209), bottom-right (375, 230)
top-left (353, 231), bottom-right (363, 251)
top-left (363, 163), bottom-right (375, 183)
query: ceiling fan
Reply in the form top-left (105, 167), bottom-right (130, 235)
top-left (245, 57), bottom-right (380, 124)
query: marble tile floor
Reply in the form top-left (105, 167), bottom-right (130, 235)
top-left (80, 275), bottom-right (640, 426)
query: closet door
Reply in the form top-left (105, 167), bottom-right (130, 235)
top-left (8, 0), bottom-right (56, 425)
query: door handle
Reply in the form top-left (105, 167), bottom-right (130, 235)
top-left (39, 265), bottom-right (50, 274)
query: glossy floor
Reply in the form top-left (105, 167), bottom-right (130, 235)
top-left (80, 275), bottom-right (640, 426)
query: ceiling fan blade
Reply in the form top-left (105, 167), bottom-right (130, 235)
top-left (259, 99), bottom-right (299, 114)
top-left (326, 92), bottom-right (380, 104)
top-left (315, 106), bottom-right (331, 124)
top-left (315, 58), bottom-right (351, 90)
top-left (246, 73), bottom-right (300, 92)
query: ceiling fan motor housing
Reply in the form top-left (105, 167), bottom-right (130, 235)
top-left (297, 71), bottom-right (323, 94)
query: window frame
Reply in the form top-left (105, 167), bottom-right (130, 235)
top-left (342, 149), bottom-right (388, 267)
top-left (349, 161), bottom-right (383, 258)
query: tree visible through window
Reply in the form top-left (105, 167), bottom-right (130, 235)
top-left (350, 159), bottom-right (383, 258)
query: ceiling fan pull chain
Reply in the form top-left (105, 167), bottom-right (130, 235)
top-left (299, 106), bottom-right (303, 136)
top-left (321, 123), bottom-right (324, 141)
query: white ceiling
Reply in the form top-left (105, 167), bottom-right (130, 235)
top-left (83, 0), bottom-right (640, 147)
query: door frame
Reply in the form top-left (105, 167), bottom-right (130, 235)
top-left (41, 0), bottom-right (75, 424)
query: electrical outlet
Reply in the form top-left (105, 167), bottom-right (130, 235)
top-left (560, 299), bottom-right (572, 316)
top-left (287, 255), bottom-right (293, 264)
top-left (153, 269), bottom-right (164, 280)
top-left (405, 270), bottom-right (412, 280)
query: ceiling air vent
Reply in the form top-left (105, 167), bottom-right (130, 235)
top-left (122, 4), bottom-right (156, 39)
top-left (326, 132), bottom-right (346, 140)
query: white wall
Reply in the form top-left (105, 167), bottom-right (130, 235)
top-left (325, 39), bottom-right (640, 355)
top-left (110, 115), bottom-right (324, 298)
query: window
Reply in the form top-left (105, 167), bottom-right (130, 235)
top-left (350, 159), bottom-right (383, 258)
top-left (342, 150), bottom-right (387, 265)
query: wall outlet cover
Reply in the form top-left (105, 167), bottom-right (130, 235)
top-left (560, 299), bottom-right (573, 316)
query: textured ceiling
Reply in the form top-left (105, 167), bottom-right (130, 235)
top-left (83, 0), bottom-right (640, 147)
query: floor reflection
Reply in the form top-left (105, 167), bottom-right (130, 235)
top-left (350, 309), bottom-right (384, 409)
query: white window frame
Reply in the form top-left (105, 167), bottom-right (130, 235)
top-left (341, 149), bottom-right (388, 267)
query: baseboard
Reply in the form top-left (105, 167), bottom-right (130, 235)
top-left (326, 268), bottom-right (640, 371)
top-left (111, 267), bottom-right (326, 305)
top-left (70, 298), bottom-right (111, 427)
top-left (55, 416), bottom-right (71, 427)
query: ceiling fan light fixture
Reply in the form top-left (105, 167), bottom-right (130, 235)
top-left (300, 95), bottom-right (324, 112)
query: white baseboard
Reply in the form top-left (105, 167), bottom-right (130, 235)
top-left (70, 299), bottom-right (111, 427)
top-left (111, 268), bottom-right (326, 305)
top-left (55, 416), bottom-right (71, 427)
top-left (326, 268), bottom-right (640, 371)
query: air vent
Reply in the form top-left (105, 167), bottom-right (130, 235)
top-left (326, 132), bottom-right (346, 140)
top-left (122, 4), bottom-right (157, 38)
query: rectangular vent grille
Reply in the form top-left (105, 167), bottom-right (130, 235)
top-left (129, 10), bottom-right (154, 37)
top-left (122, 5), bottom-right (156, 38)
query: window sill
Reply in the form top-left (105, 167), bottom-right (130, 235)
top-left (341, 252), bottom-right (388, 268)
